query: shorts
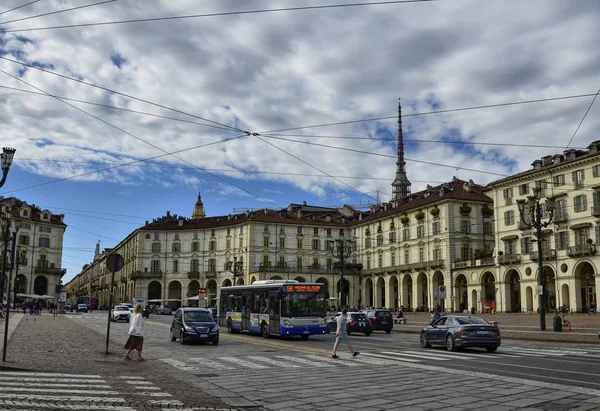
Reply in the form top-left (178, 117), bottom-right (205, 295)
top-left (124, 335), bottom-right (144, 351)
top-left (336, 334), bottom-right (349, 343)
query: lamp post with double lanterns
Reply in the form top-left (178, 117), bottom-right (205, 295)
top-left (0, 147), bottom-right (16, 189)
top-left (332, 237), bottom-right (353, 308)
top-left (517, 186), bottom-right (555, 331)
top-left (0, 214), bottom-right (12, 309)
top-left (228, 256), bottom-right (243, 286)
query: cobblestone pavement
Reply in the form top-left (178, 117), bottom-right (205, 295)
top-left (0, 313), bottom-right (236, 411)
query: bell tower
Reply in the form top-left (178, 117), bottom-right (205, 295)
top-left (192, 192), bottom-right (206, 219)
top-left (391, 99), bottom-right (411, 201)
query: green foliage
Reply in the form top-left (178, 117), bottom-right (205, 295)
top-left (459, 203), bottom-right (472, 215)
top-left (481, 205), bottom-right (494, 218)
top-left (430, 207), bottom-right (440, 218)
top-left (415, 211), bottom-right (425, 221)
top-left (400, 215), bottom-right (409, 225)
top-left (475, 249), bottom-right (493, 259)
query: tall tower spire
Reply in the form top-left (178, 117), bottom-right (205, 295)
top-left (391, 99), bottom-right (411, 201)
top-left (192, 191), bottom-right (206, 219)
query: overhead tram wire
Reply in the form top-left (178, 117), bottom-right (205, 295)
top-left (0, 0), bottom-right (118, 25)
top-left (1, 0), bottom-right (438, 33)
top-left (0, 85), bottom-right (238, 133)
top-left (0, 70), bottom-right (282, 208)
top-left (252, 135), bottom-right (377, 203)
top-left (68, 225), bottom-right (120, 243)
top-left (259, 133), bottom-right (508, 178)
top-left (0, 56), bottom-right (244, 134)
top-left (259, 93), bottom-right (600, 134)
top-left (565, 87), bottom-right (600, 150)
top-left (0, 0), bottom-right (39, 16)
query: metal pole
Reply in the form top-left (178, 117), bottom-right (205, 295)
top-left (340, 251), bottom-right (345, 308)
top-left (104, 267), bottom-right (116, 354)
top-left (536, 203), bottom-right (546, 331)
top-left (2, 231), bottom-right (17, 362)
top-left (0, 223), bottom-right (9, 308)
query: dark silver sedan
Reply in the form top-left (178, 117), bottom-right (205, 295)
top-left (420, 315), bottom-right (501, 352)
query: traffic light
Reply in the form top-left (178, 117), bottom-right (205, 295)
top-left (198, 288), bottom-right (207, 294)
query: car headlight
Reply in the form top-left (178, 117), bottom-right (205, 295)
top-left (211, 325), bottom-right (219, 333)
top-left (283, 320), bottom-right (293, 328)
top-left (184, 325), bottom-right (194, 332)
top-left (319, 319), bottom-right (328, 327)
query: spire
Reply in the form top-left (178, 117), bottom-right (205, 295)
top-left (93, 240), bottom-right (100, 262)
top-left (391, 99), bottom-right (411, 201)
top-left (192, 191), bottom-right (206, 219)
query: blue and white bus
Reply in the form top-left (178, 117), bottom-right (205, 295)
top-left (218, 280), bottom-right (328, 339)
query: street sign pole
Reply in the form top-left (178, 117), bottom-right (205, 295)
top-left (2, 230), bottom-right (17, 362)
top-left (104, 254), bottom-right (124, 355)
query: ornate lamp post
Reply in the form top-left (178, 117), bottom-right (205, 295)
top-left (517, 187), bottom-right (555, 330)
top-left (0, 147), bottom-right (16, 188)
top-left (228, 256), bottom-right (243, 285)
top-left (332, 237), bottom-right (352, 307)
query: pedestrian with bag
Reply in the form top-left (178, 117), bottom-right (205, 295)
top-left (123, 303), bottom-right (146, 361)
top-left (331, 307), bottom-right (359, 359)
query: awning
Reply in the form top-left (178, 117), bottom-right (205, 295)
top-left (570, 223), bottom-right (592, 230)
top-left (501, 235), bottom-right (519, 240)
top-left (16, 293), bottom-right (39, 299)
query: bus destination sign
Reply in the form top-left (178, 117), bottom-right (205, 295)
top-left (286, 285), bottom-right (321, 293)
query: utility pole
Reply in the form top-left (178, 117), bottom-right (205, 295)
top-left (332, 237), bottom-right (353, 307)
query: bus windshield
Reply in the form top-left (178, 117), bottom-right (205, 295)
top-left (282, 290), bottom-right (327, 318)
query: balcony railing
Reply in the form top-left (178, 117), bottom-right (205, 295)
top-left (131, 271), bottom-right (162, 280)
top-left (530, 249), bottom-right (557, 261)
top-left (498, 254), bottom-right (521, 265)
top-left (205, 270), bottom-right (217, 278)
top-left (34, 265), bottom-right (64, 275)
top-left (452, 260), bottom-right (472, 269)
top-left (567, 244), bottom-right (597, 257)
top-left (250, 265), bottom-right (338, 275)
top-left (187, 271), bottom-right (200, 279)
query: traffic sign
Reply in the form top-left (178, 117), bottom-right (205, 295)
top-left (438, 285), bottom-right (446, 299)
top-left (106, 254), bottom-right (124, 272)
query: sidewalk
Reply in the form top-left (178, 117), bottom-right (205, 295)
top-left (0, 312), bottom-right (232, 409)
top-left (395, 311), bottom-right (600, 343)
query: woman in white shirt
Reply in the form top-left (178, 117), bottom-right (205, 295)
top-left (124, 303), bottom-right (145, 361)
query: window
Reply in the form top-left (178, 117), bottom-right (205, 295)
top-left (326, 258), bottom-right (332, 270)
top-left (211, 229), bottom-right (216, 237)
top-left (339, 229), bottom-right (345, 237)
top-left (365, 237), bottom-right (371, 249)
top-left (403, 228), bottom-right (410, 241)
top-left (596, 226), bottom-right (600, 245)
top-left (554, 174), bottom-right (565, 187)
top-left (556, 199), bottom-right (567, 219)
top-left (557, 231), bottom-right (568, 250)
top-left (264, 237), bottom-right (270, 247)
top-left (574, 195), bottom-right (587, 212)
top-left (540, 204), bottom-right (548, 219)
top-left (573, 169), bottom-right (585, 189)
top-left (151, 260), bottom-right (161, 273)
top-left (297, 226), bottom-right (303, 234)
top-left (151, 242), bottom-right (160, 253)
top-left (227, 228), bottom-right (231, 236)
top-left (238, 236), bottom-right (243, 248)
top-left (404, 248), bottom-right (410, 264)
top-left (593, 165), bottom-right (600, 178)
top-left (209, 240), bottom-right (217, 251)
top-left (326, 228), bottom-right (332, 236)
top-left (504, 210), bottom-right (515, 226)
top-left (297, 239), bottom-right (303, 249)
top-left (433, 246), bottom-right (442, 261)
top-left (389, 231), bottom-right (396, 243)
top-left (172, 260), bottom-right (179, 273)
top-left (505, 239), bottom-right (516, 255)
top-left (192, 241), bottom-right (200, 252)
top-left (174, 233), bottom-right (179, 240)
top-left (378, 253), bottom-right (383, 267)
top-left (460, 220), bottom-right (471, 234)
top-left (312, 239), bottom-right (320, 250)
top-left (39, 237), bottom-right (50, 248)
top-left (432, 222), bottom-right (440, 235)
top-left (503, 187), bottom-right (513, 204)
top-left (484, 221), bottom-right (493, 235)
top-left (280, 237), bottom-right (285, 248)
top-left (377, 234), bottom-right (384, 246)
top-left (391, 252), bottom-right (396, 266)
top-left (193, 231), bottom-right (198, 239)
top-left (519, 183), bottom-right (529, 195)
top-left (418, 245), bottom-right (424, 262)
top-left (264, 224), bottom-right (269, 232)
top-left (297, 257), bottom-right (302, 269)
top-left (19, 235), bottom-right (30, 245)
top-left (366, 255), bottom-right (371, 269)
top-left (39, 226), bottom-right (51, 233)
top-left (522, 236), bottom-right (532, 254)
top-left (154, 232), bottom-right (159, 240)
top-left (460, 241), bottom-right (471, 261)
top-left (535, 180), bottom-right (548, 197)
top-left (279, 256), bottom-right (285, 267)
top-left (417, 225), bottom-right (424, 239)
top-left (312, 257), bottom-right (319, 267)
top-left (20, 223), bottom-right (31, 230)
top-left (43, 213), bottom-right (48, 220)
top-left (575, 228), bottom-right (587, 246)
top-left (208, 258), bottom-right (217, 273)
top-left (172, 242), bottom-right (181, 252)
top-left (313, 227), bottom-right (318, 235)
top-left (325, 240), bottom-right (334, 251)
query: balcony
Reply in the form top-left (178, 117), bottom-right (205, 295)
top-left (567, 244), bottom-right (597, 257)
top-left (452, 260), bottom-right (472, 269)
top-left (34, 264), bottom-right (64, 275)
top-left (250, 264), bottom-right (336, 275)
top-left (361, 267), bottom-right (386, 276)
top-left (530, 249), bottom-right (557, 261)
top-left (120, 277), bottom-right (128, 284)
top-left (518, 221), bottom-right (531, 230)
top-left (205, 270), bottom-right (217, 278)
top-left (593, 206), bottom-right (600, 217)
top-left (187, 271), bottom-right (200, 279)
top-left (498, 254), bottom-right (522, 265)
top-left (131, 271), bottom-right (162, 280)
top-left (554, 211), bottom-right (568, 223)
top-left (477, 258), bottom-right (496, 266)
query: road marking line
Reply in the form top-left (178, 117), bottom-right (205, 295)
top-left (130, 391), bottom-right (172, 397)
top-left (218, 357), bottom-right (269, 369)
top-left (303, 354), bottom-right (362, 366)
top-left (1, 382), bottom-right (112, 389)
top-left (491, 352), bottom-right (522, 358)
top-left (125, 380), bottom-right (155, 385)
top-left (499, 349), bottom-right (550, 357)
top-left (0, 401), bottom-right (136, 410)
top-left (275, 355), bottom-right (333, 367)
top-left (0, 377), bottom-right (107, 383)
top-left (117, 375), bottom-right (145, 379)
top-left (361, 352), bottom-right (422, 363)
top-left (382, 351), bottom-right (453, 361)
top-left (0, 387), bottom-right (120, 395)
top-left (218, 334), bottom-right (329, 355)
top-left (354, 353), bottom-right (412, 365)
top-left (507, 347), bottom-right (582, 356)
top-left (0, 393), bottom-right (127, 402)
top-left (0, 372), bottom-right (101, 378)
top-left (405, 350), bottom-right (489, 359)
top-left (185, 357), bottom-right (235, 370)
top-left (147, 399), bottom-right (185, 405)
top-left (160, 358), bottom-right (202, 373)
top-left (247, 356), bottom-right (301, 368)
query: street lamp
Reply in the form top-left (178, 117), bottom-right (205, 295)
top-left (228, 256), bottom-right (243, 285)
top-left (0, 215), bottom-right (12, 306)
top-left (332, 237), bottom-right (352, 307)
top-left (517, 186), bottom-right (555, 331)
top-left (0, 147), bottom-right (16, 188)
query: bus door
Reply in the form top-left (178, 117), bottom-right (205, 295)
top-left (242, 293), bottom-right (251, 331)
top-left (269, 291), bottom-right (280, 334)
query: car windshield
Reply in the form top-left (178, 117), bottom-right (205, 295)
top-left (376, 311), bottom-right (391, 318)
top-left (350, 314), bottom-right (367, 320)
top-left (282, 289), bottom-right (327, 318)
top-left (184, 311), bottom-right (213, 322)
top-left (455, 317), bottom-right (489, 325)
top-left (115, 307), bottom-right (128, 311)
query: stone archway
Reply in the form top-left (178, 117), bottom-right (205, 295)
top-left (187, 280), bottom-right (200, 307)
top-left (543, 266), bottom-right (556, 312)
top-left (294, 277), bottom-right (306, 283)
top-left (561, 284), bottom-right (570, 310)
top-left (388, 276), bottom-right (399, 310)
top-left (250, 276), bottom-right (256, 284)
top-left (526, 286), bottom-right (533, 311)
top-left (574, 261), bottom-right (596, 312)
top-left (402, 275), bottom-right (412, 309)
top-left (364, 278), bottom-right (373, 308)
top-left (236, 278), bottom-right (244, 285)
top-left (148, 281), bottom-right (161, 301)
top-left (269, 276), bottom-right (282, 281)
top-left (168, 281), bottom-right (182, 309)
top-left (315, 277), bottom-right (329, 299)
top-left (481, 272), bottom-right (496, 312)
top-left (33, 275), bottom-right (48, 296)
top-left (376, 277), bottom-right (385, 308)
top-left (222, 279), bottom-right (232, 287)
top-left (336, 278), bottom-right (350, 306)
top-left (432, 271), bottom-right (444, 311)
top-left (416, 272), bottom-right (428, 311)
top-left (206, 279), bottom-right (217, 307)
top-left (471, 289), bottom-right (477, 312)
top-left (14, 274), bottom-right (27, 301)
top-left (455, 274), bottom-right (468, 312)
top-left (505, 269), bottom-right (521, 313)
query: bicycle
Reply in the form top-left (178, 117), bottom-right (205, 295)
top-left (561, 314), bottom-right (571, 332)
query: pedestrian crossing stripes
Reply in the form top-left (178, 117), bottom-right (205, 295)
top-left (159, 346), bottom-right (594, 374)
top-left (0, 371), bottom-right (178, 410)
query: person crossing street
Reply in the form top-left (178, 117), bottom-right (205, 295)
top-left (331, 307), bottom-right (359, 359)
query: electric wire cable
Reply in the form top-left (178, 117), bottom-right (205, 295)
top-left (0, 0), bottom-right (39, 16)
top-left (565, 87), bottom-right (600, 149)
top-left (0, 0), bottom-right (118, 25)
top-left (0, 69), bottom-right (281, 208)
top-left (68, 225), bottom-right (120, 242)
top-left (1, 0), bottom-right (438, 33)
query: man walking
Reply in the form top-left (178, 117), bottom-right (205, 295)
top-left (332, 308), bottom-right (359, 359)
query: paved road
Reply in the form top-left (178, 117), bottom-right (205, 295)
top-left (61, 312), bottom-right (600, 410)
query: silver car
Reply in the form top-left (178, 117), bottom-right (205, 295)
top-left (420, 315), bottom-right (501, 352)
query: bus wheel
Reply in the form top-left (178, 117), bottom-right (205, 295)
top-left (300, 335), bottom-right (309, 340)
top-left (227, 319), bottom-right (234, 333)
top-left (261, 323), bottom-right (270, 339)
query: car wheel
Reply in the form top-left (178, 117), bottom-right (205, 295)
top-left (261, 323), bottom-right (270, 339)
top-left (212, 339), bottom-right (219, 345)
top-left (300, 335), bottom-right (309, 340)
top-left (364, 332), bottom-right (371, 336)
top-left (385, 329), bottom-right (392, 334)
top-left (180, 331), bottom-right (186, 345)
top-left (446, 334), bottom-right (457, 352)
top-left (420, 332), bottom-right (431, 348)
top-left (486, 346), bottom-right (498, 353)
top-left (170, 328), bottom-right (176, 342)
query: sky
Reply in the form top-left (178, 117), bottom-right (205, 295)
top-left (1, 0), bottom-right (599, 283)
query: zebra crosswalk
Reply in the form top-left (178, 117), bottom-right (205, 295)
top-left (0, 371), bottom-right (194, 410)
top-left (159, 346), bottom-right (593, 374)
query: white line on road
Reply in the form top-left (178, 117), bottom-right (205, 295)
top-left (361, 352), bottom-right (422, 363)
top-left (1, 381), bottom-right (112, 389)
top-left (275, 355), bottom-right (333, 367)
top-left (161, 358), bottom-right (202, 373)
top-left (117, 375), bottom-right (145, 379)
top-left (130, 391), bottom-right (172, 397)
top-left (247, 356), bottom-right (301, 368)
top-left (125, 380), bottom-right (155, 385)
top-left (381, 351), bottom-right (452, 361)
top-left (0, 372), bottom-right (102, 378)
top-left (0, 393), bottom-right (126, 402)
top-left (218, 357), bottom-right (269, 369)
top-left (303, 354), bottom-right (362, 366)
top-left (186, 357), bottom-right (235, 370)
top-left (147, 399), bottom-right (185, 405)
top-left (0, 377), bottom-right (107, 384)
top-left (0, 387), bottom-right (120, 395)
top-left (0, 402), bottom-right (136, 410)
top-left (356, 353), bottom-right (417, 365)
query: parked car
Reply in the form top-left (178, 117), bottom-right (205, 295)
top-left (420, 315), bottom-right (501, 352)
top-left (158, 305), bottom-right (172, 315)
top-left (77, 304), bottom-right (88, 313)
top-left (111, 305), bottom-right (131, 322)
top-left (361, 309), bottom-right (394, 333)
top-left (121, 303), bottom-right (134, 314)
top-left (170, 308), bottom-right (219, 345)
top-left (327, 312), bottom-right (372, 336)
